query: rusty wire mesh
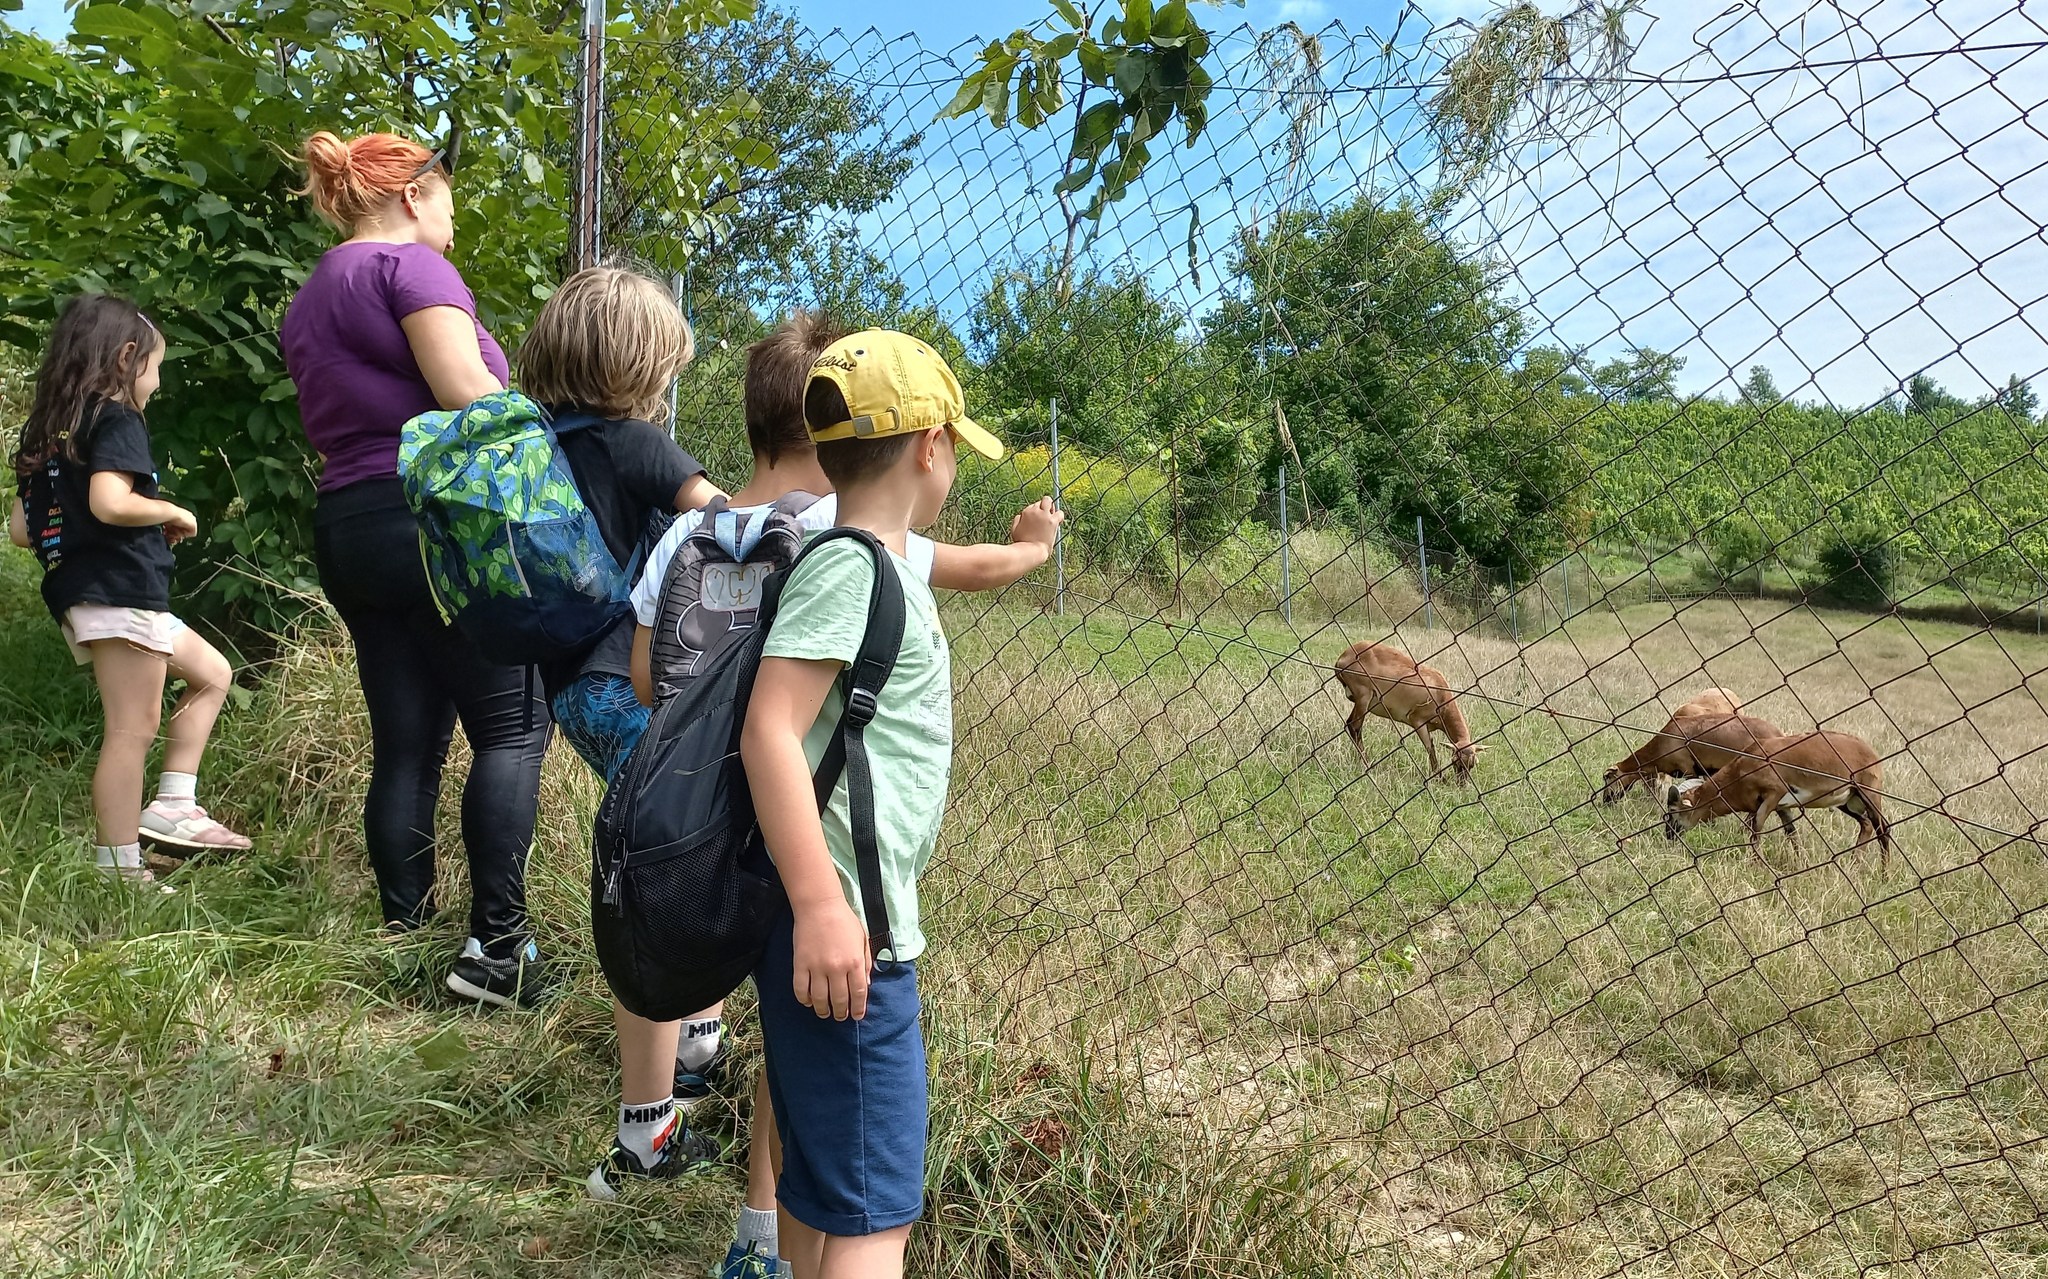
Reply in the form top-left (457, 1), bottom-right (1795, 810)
top-left (591, 5), bottom-right (2048, 1274)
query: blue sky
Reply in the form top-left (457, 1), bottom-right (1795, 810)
top-left (14, 0), bottom-right (2045, 406)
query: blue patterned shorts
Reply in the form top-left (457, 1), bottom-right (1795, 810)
top-left (551, 673), bottom-right (652, 784)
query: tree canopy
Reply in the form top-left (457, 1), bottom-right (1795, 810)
top-left (0, 0), bottom-right (859, 629)
top-left (1205, 196), bottom-right (1584, 570)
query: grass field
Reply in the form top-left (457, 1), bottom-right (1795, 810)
top-left (3, 540), bottom-right (2047, 1278)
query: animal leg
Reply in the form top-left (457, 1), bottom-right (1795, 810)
top-left (1847, 784), bottom-right (1893, 870)
top-left (1414, 723), bottom-right (1441, 779)
top-left (1749, 798), bottom-right (1775, 861)
top-left (1776, 808), bottom-right (1801, 854)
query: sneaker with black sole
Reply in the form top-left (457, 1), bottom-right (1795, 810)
top-left (446, 937), bottom-right (557, 1010)
top-left (675, 1039), bottom-right (730, 1110)
top-left (586, 1120), bottom-right (721, 1200)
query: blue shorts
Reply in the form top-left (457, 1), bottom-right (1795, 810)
top-left (756, 911), bottom-right (926, 1236)
top-left (550, 673), bottom-right (651, 783)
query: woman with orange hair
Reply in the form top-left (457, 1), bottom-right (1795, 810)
top-left (281, 131), bottom-right (554, 1009)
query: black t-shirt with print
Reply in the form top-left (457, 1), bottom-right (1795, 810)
top-left (16, 401), bottom-right (176, 623)
top-left (544, 409), bottom-right (706, 693)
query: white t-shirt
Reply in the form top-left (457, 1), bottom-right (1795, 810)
top-left (630, 492), bottom-right (935, 627)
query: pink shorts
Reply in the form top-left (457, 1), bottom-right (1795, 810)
top-left (60, 604), bottom-right (187, 665)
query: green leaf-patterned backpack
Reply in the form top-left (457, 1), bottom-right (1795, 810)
top-left (398, 391), bottom-right (633, 666)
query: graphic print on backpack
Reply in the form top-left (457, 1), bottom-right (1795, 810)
top-left (647, 493), bottom-right (822, 695)
top-left (591, 526), bottom-right (905, 1022)
top-left (398, 392), bottom-right (634, 666)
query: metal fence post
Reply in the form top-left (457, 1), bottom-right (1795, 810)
top-left (1278, 464), bottom-right (1291, 626)
top-left (1049, 399), bottom-right (1065, 617)
top-left (1509, 563), bottom-right (1517, 643)
top-left (666, 271), bottom-right (685, 429)
top-left (1418, 516), bottom-right (1432, 631)
top-left (572, 0), bottom-right (605, 271)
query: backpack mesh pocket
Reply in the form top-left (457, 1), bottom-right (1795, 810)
top-left (591, 818), bottom-right (786, 1022)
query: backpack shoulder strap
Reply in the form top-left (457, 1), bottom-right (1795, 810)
top-left (769, 490), bottom-right (827, 518)
top-left (769, 528), bottom-right (906, 959)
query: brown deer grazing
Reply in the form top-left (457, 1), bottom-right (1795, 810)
top-left (1333, 641), bottom-right (1488, 784)
top-left (1664, 730), bottom-right (1892, 864)
top-left (1601, 712), bottom-right (1783, 804)
top-left (1670, 686), bottom-right (1742, 719)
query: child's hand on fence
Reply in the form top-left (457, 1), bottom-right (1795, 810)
top-left (1010, 497), bottom-right (1064, 552)
top-left (791, 896), bottom-right (871, 1021)
top-left (162, 505), bottom-right (199, 544)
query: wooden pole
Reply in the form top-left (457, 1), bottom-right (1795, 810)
top-left (1278, 464), bottom-right (1291, 626)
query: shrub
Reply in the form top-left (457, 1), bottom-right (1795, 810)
top-left (947, 442), bottom-right (1171, 576)
top-left (1174, 415), bottom-right (1274, 550)
top-left (1709, 520), bottom-right (1770, 586)
top-left (1817, 531), bottom-right (1896, 607)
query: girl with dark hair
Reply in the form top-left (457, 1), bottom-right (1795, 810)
top-left (8, 294), bottom-right (249, 887)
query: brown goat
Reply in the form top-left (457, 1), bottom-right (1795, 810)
top-left (1333, 641), bottom-right (1487, 784)
top-left (1670, 686), bottom-right (1742, 719)
top-left (1665, 730), bottom-right (1892, 864)
top-left (1601, 712), bottom-right (1783, 804)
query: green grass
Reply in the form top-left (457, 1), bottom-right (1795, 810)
top-left (4, 540), bottom-right (2048, 1277)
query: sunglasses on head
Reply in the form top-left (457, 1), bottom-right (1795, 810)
top-left (409, 128), bottom-right (462, 182)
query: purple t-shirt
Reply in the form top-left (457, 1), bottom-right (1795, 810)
top-left (281, 241), bottom-right (510, 493)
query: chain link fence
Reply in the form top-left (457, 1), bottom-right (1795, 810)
top-left (587, 5), bottom-right (2048, 1273)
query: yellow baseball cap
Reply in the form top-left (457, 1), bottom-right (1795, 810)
top-left (805, 329), bottom-right (1005, 460)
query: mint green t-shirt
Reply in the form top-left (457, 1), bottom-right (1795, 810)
top-left (761, 537), bottom-right (952, 962)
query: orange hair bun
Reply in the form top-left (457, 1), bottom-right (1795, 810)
top-left (299, 130), bottom-right (435, 231)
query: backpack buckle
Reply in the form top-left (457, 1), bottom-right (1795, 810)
top-left (846, 684), bottom-right (880, 727)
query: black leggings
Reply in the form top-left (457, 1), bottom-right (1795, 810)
top-left (314, 479), bottom-right (550, 956)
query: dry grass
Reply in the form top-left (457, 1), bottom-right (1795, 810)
top-left (4, 542), bottom-right (2047, 1276)
top-left (934, 591), bottom-right (2048, 1277)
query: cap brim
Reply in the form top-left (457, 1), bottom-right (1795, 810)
top-left (953, 415), bottom-right (1004, 460)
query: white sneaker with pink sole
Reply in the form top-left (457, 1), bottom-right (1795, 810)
top-left (139, 801), bottom-right (253, 851)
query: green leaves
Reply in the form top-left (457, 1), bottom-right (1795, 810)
top-left (1, 0), bottom-right (762, 632)
top-left (1206, 196), bottom-right (1575, 571)
top-left (1112, 0), bottom-right (1152, 44)
top-left (68, 5), bottom-right (176, 39)
top-left (939, 0), bottom-right (1222, 222)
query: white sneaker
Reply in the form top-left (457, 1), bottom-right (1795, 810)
top-left (140, 800), bottom-right (253, 851)
top-left (95, 850), bottom-right (175, 894)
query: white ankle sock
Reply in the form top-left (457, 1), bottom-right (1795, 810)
top-left (156, 772), bottom-right (198, 804)
top-left (677, 1016), bottom-right (723, 1072)
top-left (94, 843), bottom-right (144, 870)
top-left (736, 1205), bottom-right (778, 1257)
top-left (617, 1096), bottom-right (676, 1165)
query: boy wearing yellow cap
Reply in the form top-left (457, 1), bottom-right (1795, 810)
top-left (737, 330), bottom-right (1002, 1279)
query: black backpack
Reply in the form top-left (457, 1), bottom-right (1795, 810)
top-left (590, 525), bottom-right (904, 1022)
